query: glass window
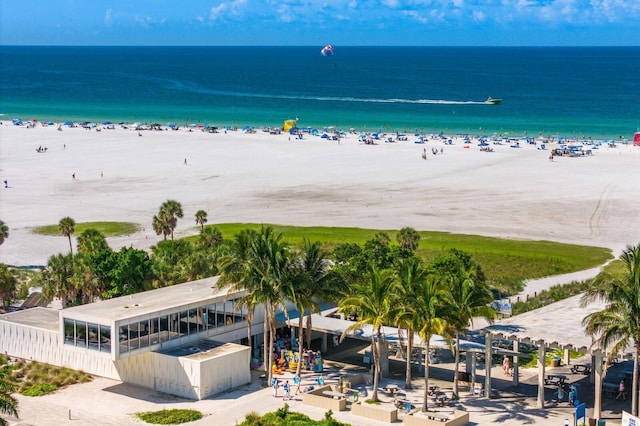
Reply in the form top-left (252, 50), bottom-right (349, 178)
top-left (138, 320), bottom-right (150, 348)
top-left (119, 325), bottom-right (129, 353)
top-left (99, 325), bottom-right (111, 353)
top-left (88, 323), bottom-right (99, 350)
top-left (76, 321), bottom-right (87, 348)
top-left (159, 315), bottom-right (170, 342)
top-left (179, 311), bottom-right (188, 335)
top-left (64, 318), bottom-right (75, 345)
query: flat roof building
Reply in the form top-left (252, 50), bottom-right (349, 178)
top-left (0, 276), bottom-right (256, 400)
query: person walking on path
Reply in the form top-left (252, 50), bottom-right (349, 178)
top-left (283, 380), bottom-right (290, 401)
top-left (271, 377), bottom-right (278, 398)
top-left (293, 375), bottom-right (301, 395)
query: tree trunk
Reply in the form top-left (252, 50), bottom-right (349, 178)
top-left (422, 341), bottom-right (431, 411)
top-left (67, 236), bottom-right (73, 256)
top-left (453, 330), bottom-right (460, 397)
top-left (371, 329), bottom-right (381, 402)
top-left (264, 305), bottom-right (271, 381)
top-left (633, 345), bottom-right (639, 416)
top-left (405, 330), bottom-right (413, 389)
top-left (296, 311), bottom-right (304, 377)
top-left (306, 314), bottom-right (312, 350)
top-left (267, 303), bottom-right (277, 385)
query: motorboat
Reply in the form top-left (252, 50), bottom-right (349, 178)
top-left (485, 97), bottom-right (502, 105)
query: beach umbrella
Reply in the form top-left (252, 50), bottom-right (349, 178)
top-left (102, 121), bottom-right (112, 125)
top-left (64, 121), bottom-right (74, 126)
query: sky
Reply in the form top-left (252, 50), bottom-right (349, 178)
top-left (1, 0), bottom-right (639, 46)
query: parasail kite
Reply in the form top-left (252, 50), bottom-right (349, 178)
top-left (321, 45), bottom-right (334, 56)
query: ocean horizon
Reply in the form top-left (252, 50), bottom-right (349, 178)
top-left (1, 46), bottom-right (638, 140)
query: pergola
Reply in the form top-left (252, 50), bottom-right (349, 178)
top-left (482, 293), bottom-right (618, 419)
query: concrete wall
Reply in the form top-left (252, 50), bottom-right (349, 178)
top-left (0, 321), bottom-right (60, 364)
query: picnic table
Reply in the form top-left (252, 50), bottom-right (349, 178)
top-left (432, 392), bottom-right (450, 407)
top-left (545, 374), bottom-right (568, 386)
top-left (571, 363), bottom-right (591, 375)
top-left (383, 384), bottom-right (400, 396)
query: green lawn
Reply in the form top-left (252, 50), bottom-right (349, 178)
top-left (198, 223), bottom-right (613, 294)
top-left (32, 221), bottom-right (140, 237)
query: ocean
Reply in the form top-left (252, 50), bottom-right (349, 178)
top-left (1, 46), bottom-right (638, 140)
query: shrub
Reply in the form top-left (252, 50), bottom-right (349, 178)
top-left (22, 382), bottom-right (57, 396)
top-left (136, 409), bottom-right (203, 424)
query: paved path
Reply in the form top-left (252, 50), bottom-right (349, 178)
top-left (6, 352), bottom-right (626, 426)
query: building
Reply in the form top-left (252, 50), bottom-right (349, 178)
top-left (0, 276), bottom-right (260, 400)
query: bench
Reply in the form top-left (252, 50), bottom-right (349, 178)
top-left (570, 364), bottom-right (591, 375)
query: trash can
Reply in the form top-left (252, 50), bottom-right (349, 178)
top-left (598, 420), bottom-right (606, 426)
top-left (551, 357), bottom-right (561, 367)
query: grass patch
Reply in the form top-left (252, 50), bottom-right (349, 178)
top-left (521, 348), bottom-right (585, 369)
top-left (238, 404), bottom-right (348, 426)
top-left (32, 221), bottom-right (140, 237)
top-left (511, 279), bottom-right (592, 315)
top-left (136, 409), bottom-right (203, 425)
top-left (202, 223), bottom-right (613, 295)
top-left (9, 359), bottom-right (92, 396)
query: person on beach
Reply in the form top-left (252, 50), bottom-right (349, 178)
top-left (3, 179), bottom-right (7, 188)
top-left (184, 158), bottom-right (188, 166)
top-left (422, 148), bottom-right (427, 160)
top-left (72, 173), bottom-right (76, 180)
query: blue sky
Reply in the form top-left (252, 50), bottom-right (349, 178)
top-left (1, 0), bottom-right (638, 46)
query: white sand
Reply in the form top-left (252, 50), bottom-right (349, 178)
top-left (1, 122), bottom-right (639, 266)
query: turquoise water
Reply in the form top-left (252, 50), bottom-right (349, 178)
top-left (1, 46), bottom-right (638, 139)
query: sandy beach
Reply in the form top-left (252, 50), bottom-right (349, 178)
top-left (1, 121), bottom-right (639, 266)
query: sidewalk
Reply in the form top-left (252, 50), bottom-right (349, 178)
top-left (5, 346), bottom-right (627, 426)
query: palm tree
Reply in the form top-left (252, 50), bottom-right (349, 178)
top-left (58, 216), bottom-right (76, 255)
top-left (393, 257), bottom-right (428, 389)
top-left (219, 226), bottom-right (291, 382)
top-left (396, 227), bottom-right (420, 252)
top-left (152, 211), bottom-right (172, 240)
top-left (76, 228), bottom-right (109, 255)
top-left (155, 199), bottom-right (183, 240)
top-left (0, 366), bottom-right (19, 426)
top-left (195, 210), bottom-right (208, 233)
top-left (415, 272), bottom-right (453, 411)
top-left (40, 253), bottom-right (76, 308)
top-left (582, 243), bottom-right (640, 415)
top-left (0, 220), bottom-right (8, 246)
top-left (339, 266), bottom-right (397, 402)
top-left (286, 239), bottom-right (345, 377)
top-left (436, 251), bottom-right (496, 397)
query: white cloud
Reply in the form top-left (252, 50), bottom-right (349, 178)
top-left (104, 8), bottom-right (113, 26)
top-left (403, 10), bottom-right (428, 23)
top-left (209, 0), bottom-right (249, 21)
top-left (472, 9), bottom-right (485, 21)
top-left (382, 0), bottom-right (401, 7)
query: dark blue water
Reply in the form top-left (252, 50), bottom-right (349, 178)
top-left (1, 46), bottom-right (638, 139)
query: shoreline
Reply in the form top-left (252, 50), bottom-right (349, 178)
top-left (2, 115), bottom-right (636, 144)
top-left (1, 120), bottom-right (639, 266)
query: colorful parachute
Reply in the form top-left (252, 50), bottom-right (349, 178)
top-left (321, 45), bottom-right (334, 57)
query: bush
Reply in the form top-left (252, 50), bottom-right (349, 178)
top-left (22, 382), bottom-right (57, 396)
top-left (136, 409), bottom-right (203, 424)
